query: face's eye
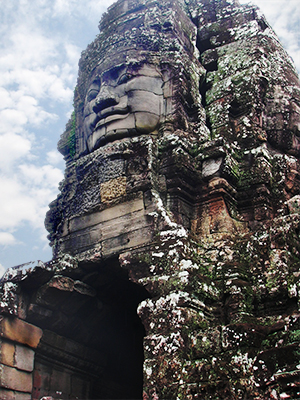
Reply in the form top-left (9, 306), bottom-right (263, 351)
top-left (118, 73), bottom-right (133, 85)
top-left (86, 79), bottom-right (100, 102)
top-left (87, 89), bottom-right (99, 102)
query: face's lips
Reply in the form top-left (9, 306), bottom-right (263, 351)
top-left (100, 104), bottom-right (129, 118)
top-left (94, 104), bottom-right (130, 130)
top-left (95, 111), bottom-right (130, 129)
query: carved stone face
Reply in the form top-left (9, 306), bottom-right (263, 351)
top-left (83, 63), bottom-right (164, 152)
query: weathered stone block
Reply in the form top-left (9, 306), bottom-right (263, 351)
top-left (130, 91), bottom-right (162, 114)
top-left (71, 374), bottom-right (91, 399)
top-left (32, 366), bottom-right (50, 398)
top-left (100, 176), bottom-right (127, 203)
top-left (0, 388), bottom-right (31, 400)
top-left (202, 157), bottom-right (223, 178)
top-left (34, 277), bottom-right (76, 309)
top-left (135, 111), bottom-right (160, 133)
top-left (86, 125), bottom-right (105, 151)
top-left (0, 340), bottom-right (34, 372)
top-left (48, 275), bottom-right (74, 292)
top-left (15, 345), bottom-right (35, 372)
top-left (101, 214), bottom-right (153, 257)
top-left (0, 340), bottom-right (15, 368)
top-left (287, 195), bottom-right (300, 214)
top-left (0, 364), bottom-right (32, 393)
top-left (60, 193), bottom-right (153, 255)
top-left (67, 193), bottom-right (144, 234)
top-left (60, 226), bottom-right (103, 254)
top-left (49, 367), bottom-right (71, 396)
top-left (0, 316), bottom-right (42, 348)
top-left (27, 304), bottom-right (53, 320)
top-left (73, 280), bottom-right (96, 297)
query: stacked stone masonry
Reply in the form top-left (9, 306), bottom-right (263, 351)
top-left (0, 316), bottom-right (42, 399)
top-left (1, 0), bottom-right (300, 398)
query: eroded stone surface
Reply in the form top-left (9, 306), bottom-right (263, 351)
top-left (1, 0), bottom-right (300, 399)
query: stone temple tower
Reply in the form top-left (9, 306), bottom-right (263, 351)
top-left (1, 0), bottom-right (300, 398)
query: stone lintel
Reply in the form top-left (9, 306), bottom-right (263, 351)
top-left (65, 192), bottom-right (144, 235)
top-left (34, 330), bottom-right (106, 378)
top-left (60, 194), bottom-right (153, 255)
top-left (61, 212), bottom-right (153, 256)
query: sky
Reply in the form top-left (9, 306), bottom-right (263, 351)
top-left (0, 0), bottom-right (299, 276)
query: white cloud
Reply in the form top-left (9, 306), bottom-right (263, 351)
top-left (0, 87), bottom-right (13, 109)
top-left (0, 133), bottom-right (31, 171)
top-left (0, 176), bottom-right (39, 231)
top-left (0, 109), bottom-right (28, 135)
top-left (0, 233), bottom-right (18, 247)
top-left (9, 29), bottom-right (58, 67)
top-left (19, 164), bottom-right (63, 189)
top-left (0, 164), bottom-right (63, 234)
top-left (0, 263), bottom-right (6, 277)
top-left (53, 0), bottom-right (116, 20)
top-left (47, 150), bottom-right (64, 165)
top-left (65, 43), bottom-right (81, 65)
top-left (88, 0), bottom-right (116, 17)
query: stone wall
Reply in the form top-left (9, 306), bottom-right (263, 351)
top-left (1, 0), bottom-right (300, 399)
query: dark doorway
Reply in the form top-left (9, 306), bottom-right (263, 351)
top-left (26, 257), bottom-right (149, 399)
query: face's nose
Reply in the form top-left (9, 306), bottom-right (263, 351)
top-left (93, 84), bottom-right (119, 114)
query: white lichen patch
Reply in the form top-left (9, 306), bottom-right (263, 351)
top-left (147, 331), bottom-right (184, 355)
top-left (151, 190), bottom-right (178, 229)
top-left (231, 351), bottom-right (256, 375)
top-left (178, 270), bottom-right (189, 284)
top-left (0, 282), bottom-right (19, 314)
top-left (0, 260), bottom-right (47, 283)
top-left (152, 252), bottom-right (165, 258)
top-left (179, 259), bottom-right (199, 270)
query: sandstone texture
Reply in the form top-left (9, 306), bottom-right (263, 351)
top-left (1, 0), bottom-right (300, 399)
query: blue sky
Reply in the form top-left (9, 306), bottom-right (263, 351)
top-left (0, 0), bottom-right (299, 275)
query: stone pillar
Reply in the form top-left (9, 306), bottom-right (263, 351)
top-left (0, 315), bottom-right (43, 400)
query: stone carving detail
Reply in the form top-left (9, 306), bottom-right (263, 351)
top-left (1, 0), bottom-right (300, 399)
top-left (84, 63), bottom-right (164, 151)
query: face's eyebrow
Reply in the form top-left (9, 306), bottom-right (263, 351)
top-left (100, 61), bottom-right (146, 82)
top-left (91, 62), bottom-right (150, 89)
top-left (101, 65), bottom-right (127, 83)
top-left (88, 78), bottom-right (100, 88)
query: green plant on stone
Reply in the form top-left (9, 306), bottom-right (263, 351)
top-left (68, 87), bottom-right (78, 159)
top-left (289, 330), bottom-right (300, 343)
top-left (68, 110), bottom-right (76, 158)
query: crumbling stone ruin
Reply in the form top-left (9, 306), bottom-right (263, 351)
top-left (1, 0), bottom-right (300, 398)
